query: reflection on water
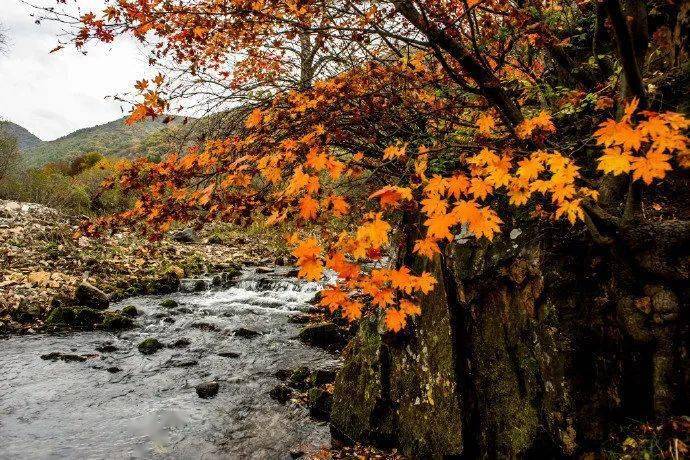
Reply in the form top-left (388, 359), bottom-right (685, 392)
top-left (0, 267), bottom-right (338, 459)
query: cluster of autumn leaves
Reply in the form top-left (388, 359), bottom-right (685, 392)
top-left (594, 99), bottom-right (690, 183)
top-left (275, 101), bottom-right (689, 332)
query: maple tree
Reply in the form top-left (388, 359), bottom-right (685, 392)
top-left (41, 0), bottom-right (690, 333)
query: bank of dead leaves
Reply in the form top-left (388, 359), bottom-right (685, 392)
top-left (0, 200), bottom-right (276, 333)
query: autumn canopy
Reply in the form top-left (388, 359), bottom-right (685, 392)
top-left (48, 0), bottom-right (690, 331)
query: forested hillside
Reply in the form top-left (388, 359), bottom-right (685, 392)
top-left (0, 121), bottom-right (43, 151)
top-left (20, 116), bottom-right (194, 167)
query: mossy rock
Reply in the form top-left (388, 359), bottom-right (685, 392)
top-left (101, 312), bottom-right (135, 331)
top-left (161, 299), bottom-right (178, 308)
top-left (44, 306), bottom-right (103, 330)
top-left (138, 338), bottom-right (163, 355)
top-left (121, 305), bottom-right (139, 317)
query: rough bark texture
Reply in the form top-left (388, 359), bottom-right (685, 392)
top-left (331, 223), bottom-right (690, 457)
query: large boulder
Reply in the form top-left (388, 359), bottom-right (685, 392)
top-left (75, 282), bottom-right (109, 310)
top-left (330, 260), bottom-right (464, 457)
top-left (329, 231), bottom-right (596, 457)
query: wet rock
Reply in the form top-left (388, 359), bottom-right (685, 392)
top-left (285, 268), bottom-right (300, 278)
top-left (171, 228), bottom-right (196, 243)
top-left (106, 367), bottom-right (122, 373)
top-left (121, 305), bottom-right (139, 317)
top-left (161, 299), bottom-right (178, 308)
top-left (40, 352), bottom-right (87, 363)
top-left (96, 343), bottom-right (118, 353)
top-left (196, 381), bottom-right (219, 399)
top-left (218, 350), bottom-right (240, 358)
top-left (289, 450), bottom-right (305, 459)
top-left (297, 322), bottom-right (344, 348)
top-left (75, 282), bottom-right (110, 310)
top-left (44, 306), bottom-right (103, 330)
top-left (275, 369), bottom-right (292, 381)
top-left (234, 328), bottom-right (261, 339)
top-left (211, 274), bottom-right (222, 286)
top-left (288, 366), bottom-right (311, 390)
top-left (176, 307), bottom-right (193, 314)
top-left (169, 338), bottom-right (191, 348)
top-left (138, 338), bottom-right (163, 355)
top-left (255, 267), bottom-right (274, 274)
top-left (269, 384), bottom-right (293, 404)
top-left (163, 317), bottom-right (175, 324)
top-left (193, 322), bottom-right (221, 332)
top-left (310, 367), bottom-right (338, 386)
top-left (288, 313), bottom-right (312, 324)
top-left (308, 291), bottom-right (323, 305)
top-left (168, 358), bottom-right (198, 368)
top-left (194, 279), bottom-right (207, 291)
top-left (101, 312), bottom-right (135, 331)
top-left (149, 271), bottom-right (181, 294)
top-left (307, 388), bottom-right (332, 420)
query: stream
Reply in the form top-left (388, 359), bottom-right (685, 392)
top-left (0, 266), bottom-right (339, 459)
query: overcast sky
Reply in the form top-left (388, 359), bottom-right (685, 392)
top-left (0, 0), bottom-right (151, 140)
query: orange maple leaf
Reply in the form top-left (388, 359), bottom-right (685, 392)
top-left (385, 308), bottom-right (407, 332)
top-left (299, 195), bottom-right (319, 220)
top-left (413, 237), bottom-right (441, 259)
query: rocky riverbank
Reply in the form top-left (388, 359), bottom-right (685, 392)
top-left (0, 200), bottom-right (281, 334)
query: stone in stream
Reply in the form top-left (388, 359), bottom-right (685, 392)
top-left (218, 350), bottom-right (240, 358)
top-left (160, 299), bottom-right (178, 309)
top-left (309, 367), bottom-right (338, 386)
top-left (275, 369), bottom-right (292, 381)
top-left (75, 282), bottom-right (110, 310)
top-left (196, 381), bottom-right (219, 399)
top-left (288, 313), bottom-right (312, 324)
top-left (297, 322), bottom-right (345, 348)
top-left (167, 358), bottom-right (198, 368)
top-left (106, 367), bottom-right (122, 373)
top-left (307, 388), bottom-right (332, 420)
top-left (168, 338), bottom-right (191, 348)
top-left (96, 343), bottom-right (118, 353)
top-left (121, 305), bottom-right (139, 317)
top-left (269, 384), bottom-right (293, 404)
top-left (233, 328), bottom-right (261, 339)
top-left (138, 338), bottom-right (164, 355)
top-left (40, 352), bottom-right (87, 363)
top-left (44, 306), bottom-right (103, 330)
top-left (288, 366), bottom-right (312, 390)
top-left (255, 267), bottom-right (274, 274)
top-left (101, 312), bottom-right (135, 331)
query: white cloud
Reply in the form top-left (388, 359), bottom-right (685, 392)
top-left (0, 0), bottom-right (151, 140)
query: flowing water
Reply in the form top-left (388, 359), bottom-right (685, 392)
top-left (0, 267), bottom-right (339, 459)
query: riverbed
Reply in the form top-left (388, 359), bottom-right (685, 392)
top-left (0, 267), bottom-right (338, 459)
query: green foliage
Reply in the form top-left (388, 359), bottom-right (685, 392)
top-left (0, 152), bottom-right (133, 216)
top-left (0, 129), bottom-right (20, 181)
top-left (20, 116), bottom-right (192, 168)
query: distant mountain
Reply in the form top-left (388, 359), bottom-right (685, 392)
top-left (0, 121), bottom-right (44, 151)
top-left (20, 116), bottom-right (197, 168)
